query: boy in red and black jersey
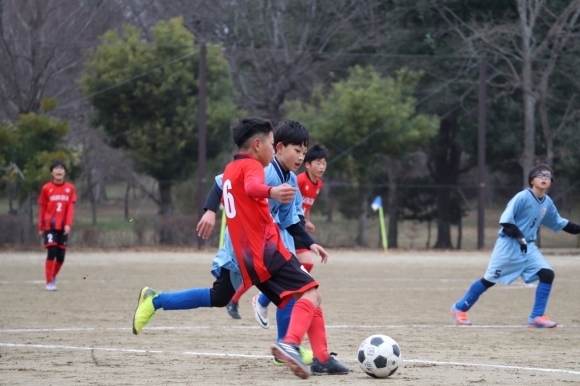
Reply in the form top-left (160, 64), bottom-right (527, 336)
top-left (131, 117), bottom-right (349, 379)
top-left (38, 160), bottom-right (77, 291)
top-left (296, 144), bottom-right (327, 253)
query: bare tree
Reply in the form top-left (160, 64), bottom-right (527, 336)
top-left (439, 0), bottom-right (580, 186)
top-left (0, 0), bottom-right (123, 120)
top-left (147, 0), bottom-right (391, 121)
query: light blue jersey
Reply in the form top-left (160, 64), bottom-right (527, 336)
top-left (485, 189), bottom-right (568, 285)
top-left (211, 158), bottom-right (303, 288)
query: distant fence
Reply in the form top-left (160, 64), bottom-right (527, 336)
top-left (2, 181), bottom-right (580, 250)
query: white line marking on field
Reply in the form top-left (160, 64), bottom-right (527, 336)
top-left (1, 342), bottom-right (579, 376)
top-left (1, 324), bottom-right (579, 334)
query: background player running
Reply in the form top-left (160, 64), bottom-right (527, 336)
top-left (451, 164), bottom-right (580, 328)
top-left (38, 160), bottom-right (77, 291)
top-left (132, 117), bottom-right (349, 378)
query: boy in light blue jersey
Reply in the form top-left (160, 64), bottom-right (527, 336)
top-left (451, 164), bottom-right (580, 328)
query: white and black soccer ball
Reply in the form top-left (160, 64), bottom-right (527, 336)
top-left (358, 334), bottom-right (402, 378)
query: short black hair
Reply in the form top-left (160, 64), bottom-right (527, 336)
top-left (304, 144), bottom-right (328, 164)
top-left (231, 117), bottom-right (274, 149)
top-left (528, 163), bottom-right (554, 186)
top-left (274, 120), bottom-right (309, 148)
top-left (50, 160), bottom-right (67, 172)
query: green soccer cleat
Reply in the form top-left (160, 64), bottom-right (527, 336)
top-left (132, 287), bottom-right (160, 335)
top-left (273, 346), bottom-right (313, 366)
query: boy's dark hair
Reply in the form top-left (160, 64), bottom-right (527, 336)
top-left (231, 117), bottom-right (274, 149)
top-left (274, 120), bottom-right (309, 148)
top-left (50, 160), bottom-right (67, 172)
top-left (304, 144), bottom-right (328, 164)
top-left (528, 163), bottom-right (554, 186)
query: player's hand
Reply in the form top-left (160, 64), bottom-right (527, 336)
top-left (518, 238), bottom-right (527, 253)
top-left (269, 183), bottom-right (296, 204)
top-left (63, 225), bottom-right (71, 235)
top-left (38, 230), bottom-right (44, 236)
top-left (197, 210), bottom-right (216, 239)
top-left (310, 244), bottom-right (329, 264)
top-left (305, 221), bottom-right (315, 233)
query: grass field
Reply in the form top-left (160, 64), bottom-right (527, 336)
top-left (2, 249), bottom-right (580, 385)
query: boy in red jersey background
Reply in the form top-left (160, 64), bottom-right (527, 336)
top-left (296, 143), bottom-right (327, 240)
top-left (38, 160), bottom-right (77, 291)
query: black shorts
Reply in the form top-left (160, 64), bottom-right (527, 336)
top-left (255, 254), bottom-right (318, 307)
top-left (43, 230), bottom-right (68, 250)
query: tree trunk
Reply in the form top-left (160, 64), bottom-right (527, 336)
top-left (432, 117), bottom-right (460, 249)
top-left (158, 181), bottom-right (173, 215)
top-left (386, 158), bottom-right (401, 249)
top-left (518, 0), bottom-right (537, 188)
top-left (124, 181), bottom-right (130, 221)
top-left (355, 184), bottom-right (369, 247)
top-left (158, 180), bottom-right (173, 245)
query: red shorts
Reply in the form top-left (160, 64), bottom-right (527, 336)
top-left (255, 254), bottom-right (318, 308)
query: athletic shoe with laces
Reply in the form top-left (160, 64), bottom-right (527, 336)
top-left (450, 305), bottom-right (472, 325)
top-left (226, 301), bottom-right (241, 319)
top-left (252, 294), bottom-right (270, 328)
top-left (132, 287), bottom-right (160, 335)
top-left (45, 282), bottom-right (57, 291)
top-left (310, 352), bottom-right (350, 375)
top-left (528, 315), bottom-right (557, 328)
top-left (271, 340), bottom-right (310, 379)
top-left (273, 346), bottom-right (313, 366)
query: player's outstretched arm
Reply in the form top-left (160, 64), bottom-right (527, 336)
top-left (310, 243), bottom-right (329, 264)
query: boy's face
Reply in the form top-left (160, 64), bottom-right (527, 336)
top-left (275, 142), bottom-right (307, 172)
top-left (531, 170), bottom-right (552, 189)
top-left (51, 166), bottom-right (66, 182)
top-left (305, 158), bottom-right (327, 179)
top-left (255, 132), bottom-right (275, 167)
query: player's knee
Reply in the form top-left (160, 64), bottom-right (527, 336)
top-left (480, 278), bottom-right (495, 289)
top-left (47, 247), bottom-right (58, 260)
top-left (209, 289), bottom-right (232, 308)
top-left (537, 268), bottom-right (554, 284)
top-left (56, 249), bottom-right (66, 263)
top-left (301, 288), bottom-right (321, 308)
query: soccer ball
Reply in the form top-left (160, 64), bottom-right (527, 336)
top-left (358, 334), bottom-right (402, 378)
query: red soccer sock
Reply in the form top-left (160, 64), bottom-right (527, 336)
top-left (52, 261), bottom-right (64, 280)
top-left (45, 260), bottom-right (55, 284)
top-left (231, 284), bottom-right (251, 303)
top-left (302, 262), bottom-right (314, 273)
top-left (283, 298), bottom-right (315, 346)
top-left (307, 306), bottom-right (329, 362)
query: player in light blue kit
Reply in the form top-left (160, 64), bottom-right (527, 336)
top-left (451, 164), bottom-right (580, 328)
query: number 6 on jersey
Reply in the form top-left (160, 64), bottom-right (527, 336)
top-left (223, 179), bottom-right (237, 219)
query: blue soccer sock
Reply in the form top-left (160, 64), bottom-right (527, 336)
top-left (152, 288), bottom-right (211, 311)
top-left (258, 292), bottom-right (271, 308)
top-left (276, 298), bottom-right (295, 341)
top-left (454, 280), bottom-right (488, 312)
top-left (530, 282), bottom-right (552, 320)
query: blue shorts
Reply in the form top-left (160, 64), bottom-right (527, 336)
top-left (484, 236), bottom-right (551, 285)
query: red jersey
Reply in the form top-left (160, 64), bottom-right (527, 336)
top-left (222, 153), bottom-right (291, 286)
top-left (38, 181), bottom-right (77, 231)
top-left (297, 172), bottom-right (323, 214)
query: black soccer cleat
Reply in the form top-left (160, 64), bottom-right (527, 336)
top-left (226, 301), bottom-right (241, 319)
top-left (310, 352), bottom-right (350, 375)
